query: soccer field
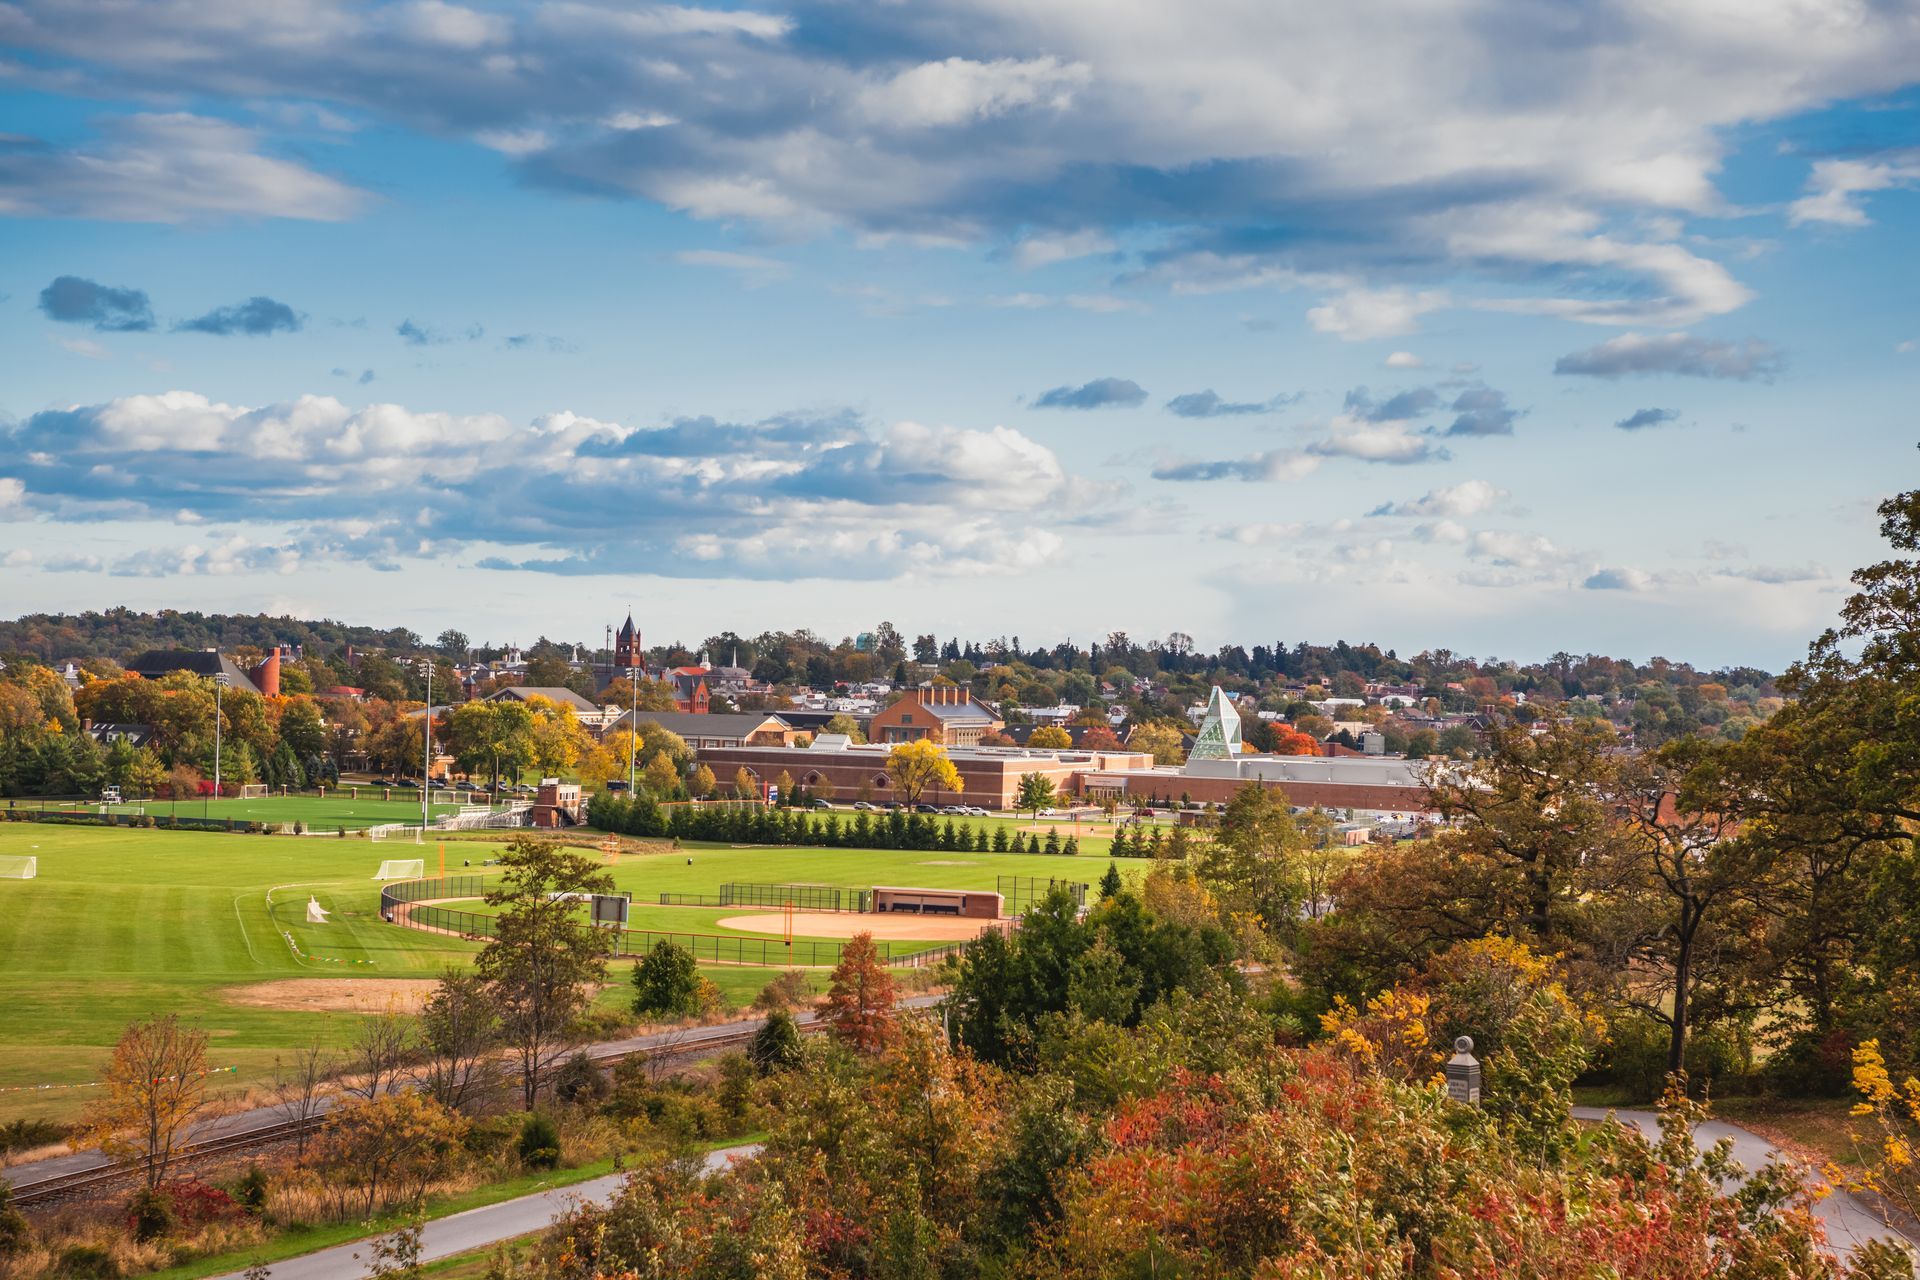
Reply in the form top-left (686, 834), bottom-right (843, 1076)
top-left (0, 824), bottom-right (1124, 1122)
top-left (25, 791), bottom-right (473, 830)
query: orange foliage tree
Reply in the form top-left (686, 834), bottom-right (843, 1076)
top-left (82, 1015), bottom-right (212, 1190)
top-left (822, 932), bottom-right (896, 1053)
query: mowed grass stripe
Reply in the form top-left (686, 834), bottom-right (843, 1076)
top-left (0, 823), bottom-right (1122, 1122)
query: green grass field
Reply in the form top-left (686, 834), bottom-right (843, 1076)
top-left (22, 792), bottom-right (476, 830)
top-left (0, 822), bottom-right (1125, 1123)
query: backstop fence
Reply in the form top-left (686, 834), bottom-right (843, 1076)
top-left (997, 875), bottom-right (1089, 916)
top-left (382, 875), bottom-right (959, 969)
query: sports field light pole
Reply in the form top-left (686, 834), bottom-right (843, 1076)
top-left (628, 656), bottom-right (639, 795)
top-left (422, 657), bottom-right (432, 835)
top-left (208, 672), bottom-right (227, 818)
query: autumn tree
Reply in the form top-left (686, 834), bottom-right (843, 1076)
top-left (824, 713), bottom-right (866, 743)
top-left (474, 837), bottom-right (616, 1106)
top-left (822, 933), bottom-right (897, 1053)
top-left (1193, 782), bottom-right (1307, 938)
top-left (688, 763), bottom-right (716, 799)
top-left (1425, 714), bottom-right (1620, 946)
top-left (1027, 725), bottom-right (1073, 750)
top-left (643, 751), bottom-right (679, 796)
top-left (315, 1092), bottom-right (468, 1218)
top-left (445, 699), bottom-right (535, 791)
top-left (525, 695), bottom-right (591, 776)
top-left (1602, 741), bottom-right (1773, 1074)
top-left (886, 738), bottom-right (963, 807)
top-left (82, 1015), bottom-right (210, 1189)
top-left (1127, 720), bottom-right (1187, 766)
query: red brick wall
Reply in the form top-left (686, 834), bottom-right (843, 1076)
top-left (1120, 773), bottom-right (1433, 814)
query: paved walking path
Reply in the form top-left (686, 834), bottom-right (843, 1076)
top-left (205, 1144), bottom-right (762, 1280)
top-left (221, 1110), bottom-right (1914, 1278)
top-left (1573, 1106), bottom-right (1911, 1253)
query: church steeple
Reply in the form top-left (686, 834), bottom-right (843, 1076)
top-left (614, 611), bottom-right (645, 672)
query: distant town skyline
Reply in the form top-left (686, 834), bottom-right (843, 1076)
top-left (3, 0), bottom-right (1916, 668)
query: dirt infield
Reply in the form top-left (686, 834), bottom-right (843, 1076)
top-left (223, 977), bottom-right (441, 1013)
top-left (718, 911), bottom-right (1001, 941)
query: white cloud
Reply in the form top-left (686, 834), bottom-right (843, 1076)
top-left (1013, 228), bottom-right (1116, 269)
top-left (672, 249), bottom-right (792, 283)
top-left (55, 336), bottom-right (110, 360)
top-left (4, 390), bottom-right (1110, 582)
top-left (1789, 152), bottom-right (1920, 227)
top-left (389, 0), bottom-right (507, 49)
top-left (1372, 479), bottom-right (1508, 519)
top-left (1414, 518), bottom-right (1468, 544)
top-left (474, 128), bottom-right (551, 156)
top-left (0, 113), bottom-right (366, 223)
top-left (1307, 288), bottom-right (1449, 340)
top-left (859, 56), bottom-right (1091, 129)
top-left (1584, 566), bottom-right (1652, 591)
top-left (1307, 414), bottom-right (1444, 464)
top-left (1384, 351), bottom-right (1424, 369)
top-left (1469, 529), bottom-right (1574, 572)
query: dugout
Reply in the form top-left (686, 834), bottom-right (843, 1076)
top-left (870, 886), bottom-right (1003, 919)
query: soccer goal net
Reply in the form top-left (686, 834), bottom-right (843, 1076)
top-left (373, 859), bottom-right (426, 881)
top-left (235, 784), bottom-right (270, 799)
top-left (0, 856), bottom-right (37, 880)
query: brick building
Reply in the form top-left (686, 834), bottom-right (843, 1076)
top-left (696, 740), bottom-right (1150, 810)
top-left (868, 686), bottom-right (1002, 746)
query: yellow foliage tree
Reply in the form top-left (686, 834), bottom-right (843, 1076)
top-left (1127, 721), bottom-right (1187, 766)
top-left (82, 1015), bottom-right (211, 1189)
top-left (1027, 725), bottom-right (1073, 750)
top-left (886, 738), bottom-right (963, 806)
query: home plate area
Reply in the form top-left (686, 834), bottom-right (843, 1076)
top-left (717, 912), bottom-right (1003, 941)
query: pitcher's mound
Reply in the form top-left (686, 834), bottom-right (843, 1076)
top-left (718, 912), bottom-right (999, 941)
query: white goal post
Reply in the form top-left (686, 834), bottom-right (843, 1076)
top-left (373, 859), bottom-right (426, 881)
top-left (235, 784), bottom-right (270, 799)
top-left (0, 856), bottom-right (37, 880)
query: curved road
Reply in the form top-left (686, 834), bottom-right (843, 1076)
top-left (206, 1144), bottom-right (762, 1280)
top-left (215, 1108), bottom-right (1908, 1278)
top-left (1573, 1106), bottom-right (1909, 1254)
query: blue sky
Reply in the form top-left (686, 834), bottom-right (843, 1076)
top-left (2, 0), bottom-right (1916, 668)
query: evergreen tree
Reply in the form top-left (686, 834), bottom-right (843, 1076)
top-left (747, 1009), bottom-right (804, 1074)
top-left (1099, 861), bottom-right (1124, 899)
top-left (1044, 827), bottom-right (1061, 855)
top-left (631, 941), bottom-right (700, 1019)
top-left (992, 825), bottom-right (1010, 853)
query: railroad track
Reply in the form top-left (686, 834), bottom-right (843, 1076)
top-left (9, 1020), bottom-right (795, 1208)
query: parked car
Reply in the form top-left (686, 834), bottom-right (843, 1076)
top-left (809, 798), bottom-right (834, 810)
top-left (913, 803), bottom-right (940, 814)
top-left (959, 805), bottom-right (989, 816)
top-left (852, 800), bottom-right (879, 811)
top-left (938, 805), bottom-right (968, 815)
